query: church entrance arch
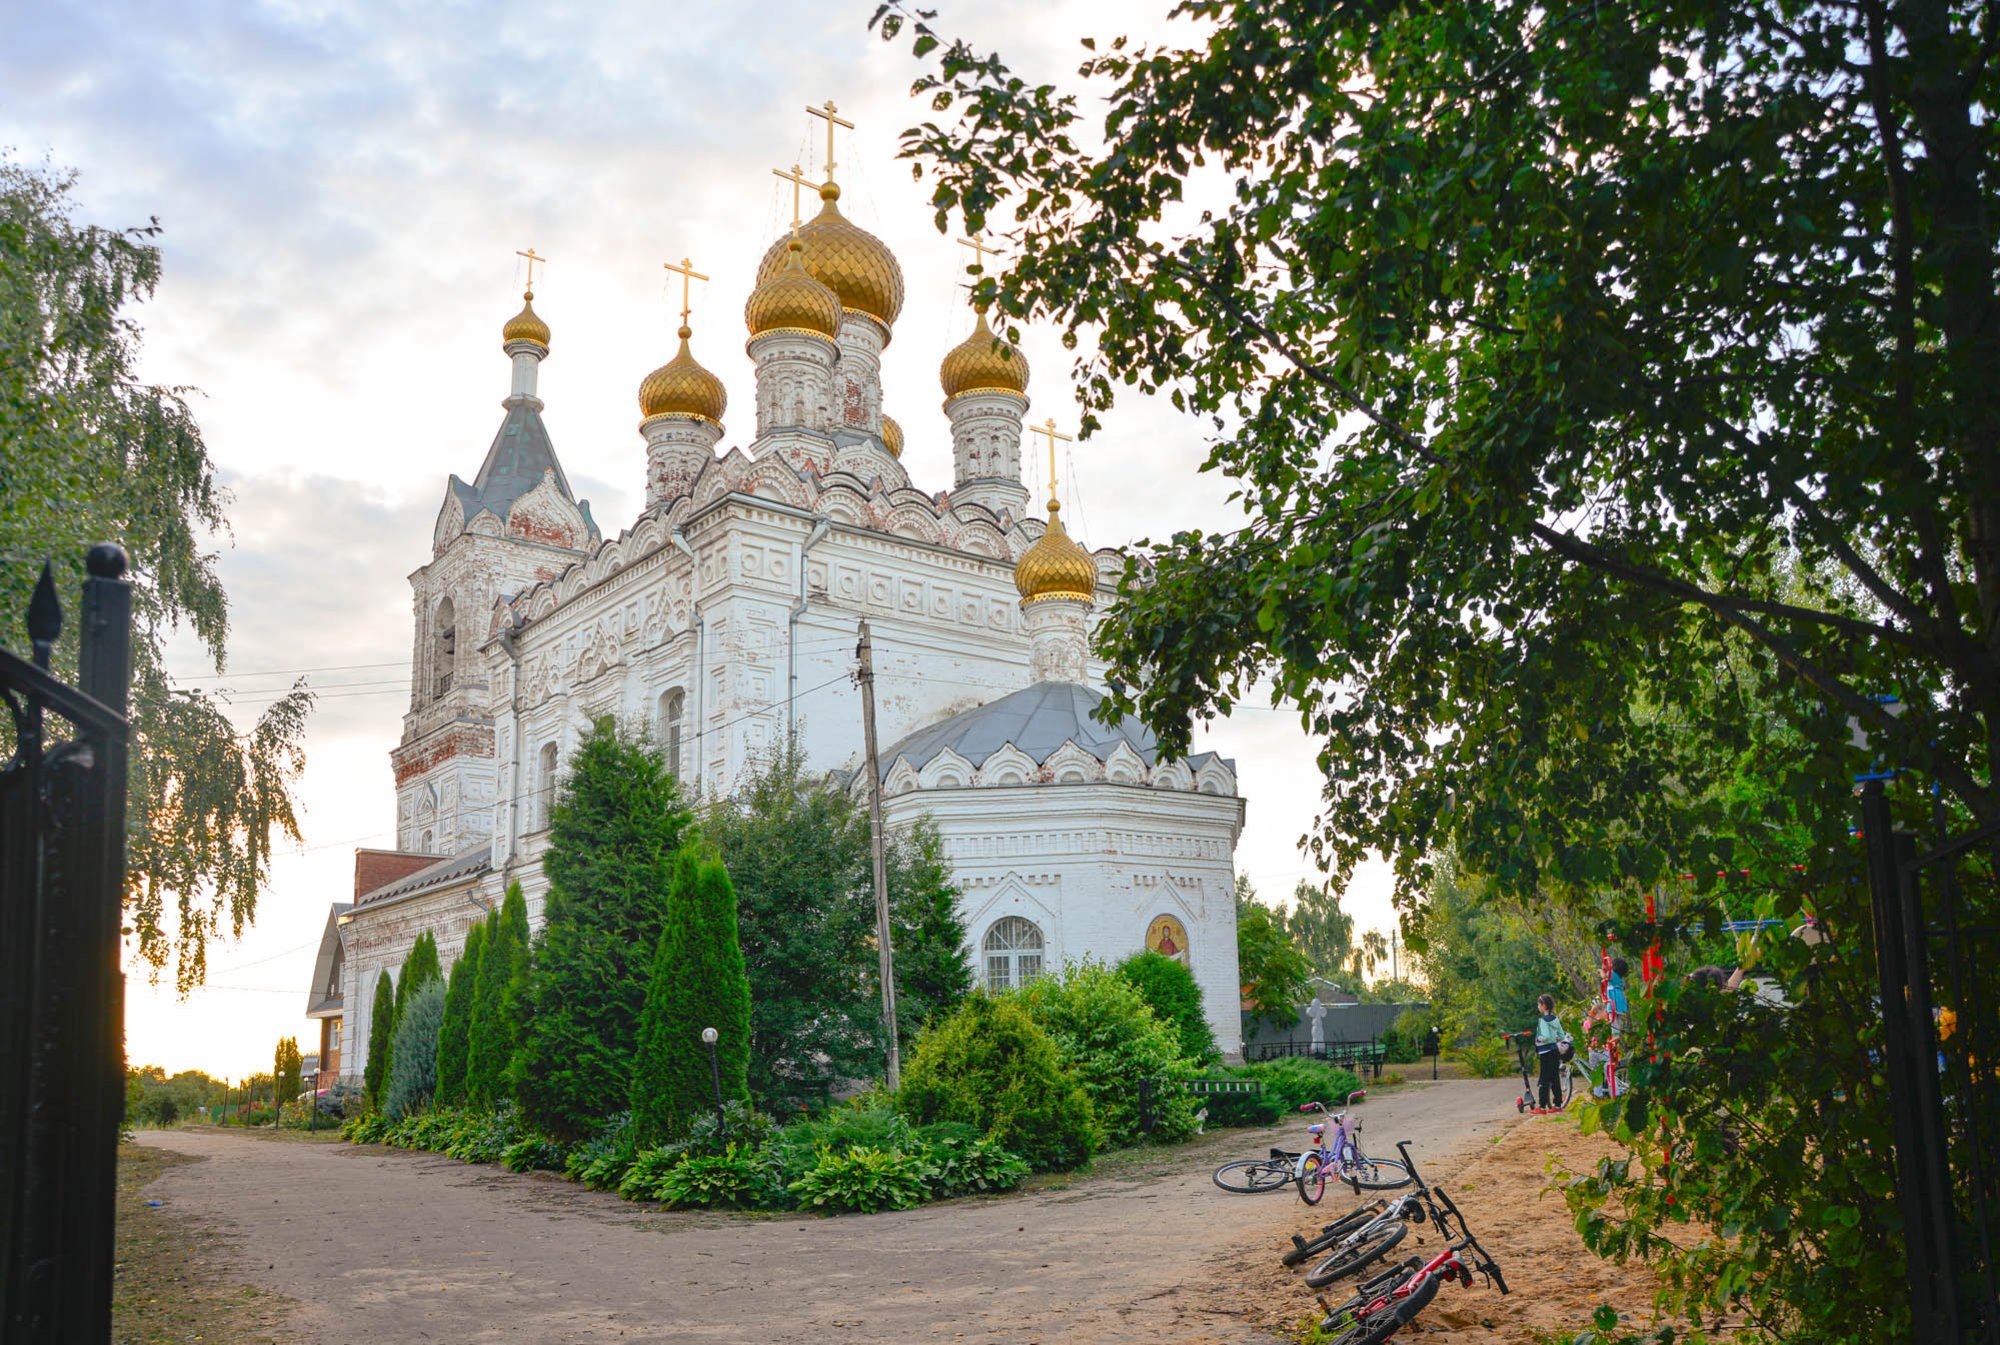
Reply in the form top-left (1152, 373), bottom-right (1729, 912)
top-left (981, 915), bottom-right (1044, 992)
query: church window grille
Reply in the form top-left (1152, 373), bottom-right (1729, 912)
top-left (538, 741), bottom-right (560, 829)
top-left (981, 916), bottom-right (1044, 993)
top-left (431, 597), bottom-right (457, 701)
top-left (658, 689), bottom-right (686, 781)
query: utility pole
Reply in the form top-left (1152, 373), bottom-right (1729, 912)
top-left (855, 619), bottom-right (901, 1090)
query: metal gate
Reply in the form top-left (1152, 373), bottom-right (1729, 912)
top-left (0, 547), bottom-right (133, 1342)
top-left (1862, 778), bottom-right (2000, 1343)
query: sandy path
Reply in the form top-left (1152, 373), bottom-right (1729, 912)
top-left (136, 1078), bottom-right (1524, 1344)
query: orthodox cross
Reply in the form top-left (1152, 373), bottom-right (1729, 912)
top-left (1033, 417), bottom-right (1073, 502)
top-left (772, 163), bottom-right (815, 233)
top-left (956, 233), bottom-right (1003, 274)
top-left (807, 100), bottom-right (854, 180)
top-left (516, 246), bottom-right (547, 289)
top-left (662, 256), bottom-right (709, 325)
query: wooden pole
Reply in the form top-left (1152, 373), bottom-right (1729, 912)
top-left (855, 620), bottom-right (901, 1091)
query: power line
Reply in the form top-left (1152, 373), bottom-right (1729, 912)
top-left (174, 659), bottom-right (406, 683)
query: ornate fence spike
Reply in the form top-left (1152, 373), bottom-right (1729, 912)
top-left (28, 561), bottom-right (61, 667)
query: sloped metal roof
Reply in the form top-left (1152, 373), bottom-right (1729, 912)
top-left (460, 400), bottom-right (575, 522)
top-left (877, 680), bottom-right (1229, 777)
top-left (355, 847), bottom-right (491, 906)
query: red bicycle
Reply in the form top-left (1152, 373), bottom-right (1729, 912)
top-left (1313, 1185), bottom-right (1508, 1344)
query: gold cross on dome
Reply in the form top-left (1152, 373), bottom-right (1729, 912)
top-left (807, 100), bottom-right (855, 180)
top-left (662, 256), bottom-right (709, 325)
top-left (772, 163), bottom-right (816, 232)
top-left (1033, 417), bottom-right (1074, 503)
top-left (516, 246), bottom-right (547, 289)
top-left (957, 233), bottom-right (1003, 274)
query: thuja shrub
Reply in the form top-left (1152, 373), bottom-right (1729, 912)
top-left (1116, 951), bottom-right (1219, 1066)
top-left (898, 993), bottom-right (1095, 1171)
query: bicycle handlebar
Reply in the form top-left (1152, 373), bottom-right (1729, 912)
top-left (1393, 1139), bottom-right (1427, 1193)
top-left (1298, 1101), bottom-right (1326, 1113)
top-left (1431, 1186), bottom-right (1508, 1296)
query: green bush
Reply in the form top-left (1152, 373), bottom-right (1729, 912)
top-left (1014, 961), bottom-right (1197, 1144)
top-left (434, 920), bottom-right (485, 1108)
top-left (384, 979), bottom-right (447, 1120)
top-left (561, 1112), bottom-right (634, 1186)
top-left (789, 1145), bottom-right (933, 1214)
top-left (648, 1143), bottom-right (781, 1209)
top-left (441, 1105), bottom-right (528, 1165)
top-left (899, 993), bottom-right (1094, 1171)
top-left (1115, 950), bottom-right (1219, 1066)
top-left (1235, 1058), bottom-right (1365, 1114)
top-left (770, 1096), bottom-right (912, 1186)
top-left (1451, 1037), bottom-right (1516, 1079)
top-left (1381, 1008), bottom-right (1432, 1065)
top-left (913, 1132), bottom-right (1029, 1198)
top-left (502, 1134), bottom-right (567, 1173)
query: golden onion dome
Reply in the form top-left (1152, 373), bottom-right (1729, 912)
top-left (745, 239), bottom-right (843, 340)
top-left (940, 308), bottom-right (1029, 400)
top-left (637, 326), bottom-right (727, 425)
top-left (882, 414), bottom-right (904, 459)
top-left (754, 183), bottom-right (905, 328)
top-left (501, 289), bottom-right (551, 348)
top-left (1014, 500), bottom-right (1097, 604)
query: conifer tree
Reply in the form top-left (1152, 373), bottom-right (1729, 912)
top-left (273, 1036), bottom-right (303, 1109)
top-left (433, 920), bottom-right (485, 1108)
top-left (516, 718), bottom-right (691, 1140)
top-left (384, 979), bottom-right (447, 1121)
top-left (630, 848), bottom-right (752, 1144)
top-left (463, 904), bottom-right (508, 1108)
top-left (362, 967), bottom-right (395, 1111)
top-left (394, 930), bottom-right (441, 1020)
top-left (887, 819), bottom-right (973, 1040)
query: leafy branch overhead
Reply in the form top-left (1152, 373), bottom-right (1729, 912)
top-left (1, 160), bottom-right (312, 991)
top-left (873, 0), bottom-right (2000, 904)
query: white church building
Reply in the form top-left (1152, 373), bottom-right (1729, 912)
top-left (307, 138), bottom-right (1249, 1080)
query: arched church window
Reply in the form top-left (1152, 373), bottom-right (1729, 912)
top-left (981, 916), bottom-right (1045, 993)
top-left (658, 689), bottom-right (685, 781)
top-left (419, 829), bottom-right (433, 852)
top-left (537, 741), bottom-right (560, 829)
top-left (431, 597), bottom-right (456, 701)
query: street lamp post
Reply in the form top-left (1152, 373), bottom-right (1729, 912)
top-left (700, 1027), bottom-right (725, 1137)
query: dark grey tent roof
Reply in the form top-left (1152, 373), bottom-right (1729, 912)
top-left (877, 680), bottom-right (1229, 779)
top-left (456, 400), bottom-right (576, 523)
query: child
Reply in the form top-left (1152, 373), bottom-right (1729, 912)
top-left (1534, 993), bottom-right (1568, 1109)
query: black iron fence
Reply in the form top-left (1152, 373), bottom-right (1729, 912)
top-left (1244, 1038), bottom-right (1390, 1078)
top-left (1862, 779), bottom-right (2000, 1343)
top-left (1136, 1076), bottom-right (1263, 1136)
top-left (0, 548), bottom-right (133, 1342)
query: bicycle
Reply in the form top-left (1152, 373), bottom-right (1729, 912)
top-left (1502, 1028), bottom-right (1581, 1114)
top-left (1314, 1185), bottom-right (1509, 1344)
top-left (1293, 1096), bottom-right (1413, 1205)
top-left (1296, 1139), bottom-right (1441, 1288)
top-left (1212, 1147), bottom-right (1304, 1193)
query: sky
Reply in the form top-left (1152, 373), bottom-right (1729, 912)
top-left (5, 0), bottom-right (1399, 1080)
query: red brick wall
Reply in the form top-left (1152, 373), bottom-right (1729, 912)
top-left (354, 848), bottom-right (439, 899)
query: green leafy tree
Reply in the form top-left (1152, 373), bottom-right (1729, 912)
top-left (707, 740), bottom-right (969, 1113)
top-left (517, 720), bottom-right (690, 1140)
top-left (362, 968), bottom-right (395, 1112)
top-left (1116, 950), bottom-right (1217, 1066)
top-left (1409, 857), bottom-right (1564, 1043)
top-left (433, 920), bottom-right (485, 1108)
top-left (630, 847), bottom-right (752, 1145)
top-left (394, 931), bottom-right (441, 1021)
top-left (1282, 882), bottom-right (1355, 987)
top-left (1234, 881), bottom-right (1310, 1021)
top-left (886, 817), bottom-right (973, 1039)
top-left (383, 979), bottom-right (446, 1121)
top-left (466, 885), bottom-right (530, 1110)
top-left (0, 160), bottom-right (312, 993)
top-left (875, 0), bottom-right (1999, 856)
top-left (272, 1037), bottom-right (303, 1110)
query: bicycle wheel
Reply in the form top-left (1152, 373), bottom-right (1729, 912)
top-left (1213, 1159), bottom-right (1294, 1193)
top-left (1282, 1203), bottom-right (1384, 1266)
top-left (1342, 1145), bottom-right (1415, 1191)
top-left (1297, 1151), bottom-right (1331, 1205)
top-left (1323, 1270), bottom-right (1443, 1345)
top-left (1303, 1219), bottom-right (1408, 1288)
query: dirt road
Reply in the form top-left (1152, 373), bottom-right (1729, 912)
top-left (136, 1078), bottom-right (1524, 1344)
